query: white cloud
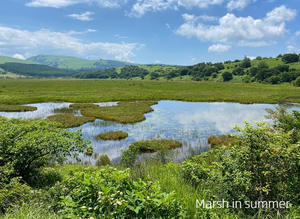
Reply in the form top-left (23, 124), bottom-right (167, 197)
top-left (295, 31), bottom-right (300, 37)
top-left (26, 0), bottom-right (123, 8)
top-left (0, 26), bottom-right (142, 61)
top-left (176, 5), bottom-right (296, 51)
top-left (129, 0), bottom-right (224, 17)
top-left (12, 53), bottom-right (26, 60)
top-left (208, 44), bottom-right (231, 52)
top-left (68, 11), bottom-right (94, 21)
top-left (287, 45), bottom-right (300, 53)
top-left (227, 0), bottom-right (255, 11)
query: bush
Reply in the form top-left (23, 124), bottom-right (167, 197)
top-left (53, 167), bottom-right (183, 218)
top-left (0, 117), bottom-right (90, 183)
top-left (222, 72), bottom-right (233, 81)
top-left (95, 154), bottom-right (111, 166)
top-left (294, 76), bottom-right (300, 87)
top-left (282, 53), bottom-right (299, 64)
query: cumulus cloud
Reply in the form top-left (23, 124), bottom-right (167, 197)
top-left (68, 11), bottom-right (94, 21)
top-left (12, 54), bottom-right (26, 60)
top-left (129, 0), bottom-right (224, 17)
top-left (176, 5), bottom-right (296, 51)
top-left (0, 26), bottom-right (142, 61)
top-left (208, 44), bottom-right (231, 52)
top-left (26, 0), bottom-right (123, 8)
top-left (227, 0), bottom-right (256, 11)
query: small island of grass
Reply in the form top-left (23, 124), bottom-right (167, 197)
top-left (0, 104), bottom-right (37, 112)
top-left (208, 135), bottom-right (237, 147)
top-left (95, 131), bottom-right (128, 140)
top-left (47, 114), bottom-right (95, 128)
top-left (71, 101), bottom-right (157, 124)
top-left (129, 139), bottom-right (182, 153)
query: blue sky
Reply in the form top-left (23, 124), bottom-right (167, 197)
top-left (0, 0), bottom-right (299, 65)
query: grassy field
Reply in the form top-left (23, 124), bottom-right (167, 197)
top-left (0, 79), bottom-right (299, 104)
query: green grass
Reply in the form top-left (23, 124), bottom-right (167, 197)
top-left (207, 135), bottom-right (238, 147)
top-left (53, 107), bottom-right (75, 113)
top-left (95, 131), bottom-right (128, 140)
top-left (0, 79), bottom-right (299, 104)
top-left (130, 139), bottom-right (182, 153)
top-left (0, 104), bottom-right (37, 112)
top-left (0, 56), bottom-right (36, 65)
top-left (77, 101), bottom-right (157, 124)
top-left (47, 114), bottom-right (95, 128)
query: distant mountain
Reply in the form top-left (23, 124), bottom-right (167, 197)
top-left (0, 62), bottom-right (74, 78)
top-left (27, 55), bottom-right (132, 71)
top-left (0, 55), bottom-right (36, 64)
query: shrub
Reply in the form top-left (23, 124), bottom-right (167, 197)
top-left (294, 76), bottom-right (300, 87)
top-left (282, 53), bottom-right (299, 64)
top-left (0, 117), bottom-right (90, 182)
top-left (222, 72), bottom-right (233, 81)
top-left (95, 154), bottom-right (111, 166)
top-left (54, 167), bottom-right (183, 218)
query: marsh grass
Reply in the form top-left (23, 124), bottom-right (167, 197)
top-left (47, 114), bottom-right (95, 128)
top-left (74, 101), bottom-right (157, 123)
top-left (95, 131), bottom-right (128, 140)
top-left (53, 107), bottom-right (74, 114)
top-left (207, 135), bottom-right (238, 147)
top-left (0, 105), bottom-right (37, 112)
top-left (0, 80), bottom-right (299, 105)
top-left (130, 139), bottom-right (182, 153)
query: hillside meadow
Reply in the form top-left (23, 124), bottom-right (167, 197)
top-left (0, 79), bottom-right (300, 105)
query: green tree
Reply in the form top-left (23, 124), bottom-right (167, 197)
top-left (222, 72), bottom-right (233, 81)
top-left (282, 53), bottom-right (299, 64)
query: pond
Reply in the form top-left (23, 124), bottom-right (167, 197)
top-left (1, 101), bottom-right (299, 163)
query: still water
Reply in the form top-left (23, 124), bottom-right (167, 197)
top-left (1, 101), bottom-right (299, 162)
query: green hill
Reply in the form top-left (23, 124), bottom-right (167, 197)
top-left (27, 55), bottom-right (131, 71)
top-left (0, 56), bottom-right (36, 64)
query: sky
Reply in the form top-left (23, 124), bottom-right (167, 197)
top-left (0, 0), bottom-right (299, 65)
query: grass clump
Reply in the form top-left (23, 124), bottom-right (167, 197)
top-left (0, 104), bottom-right (37, 112)
top-left (95, 131), bottom-right (128, 140)
top-left (75, 101), bottom-right (157, 124)
top-left (53, 107), bottom-right (74, 114)
top-left (207, 134), bottom-right (238, 147)
top-left (47, 114), bottom-right (95, 128)
top-left (130, 139), bottom-right (182, 153)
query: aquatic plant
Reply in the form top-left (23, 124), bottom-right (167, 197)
top-left (129, 139), bottom-right (182, 153)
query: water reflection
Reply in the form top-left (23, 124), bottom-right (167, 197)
top-left (1, 101), bottom-right (299, 163)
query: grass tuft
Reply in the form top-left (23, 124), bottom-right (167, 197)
top-left (95, 131), bottom-right (128, 140)
top-left (130, 139), bottom-right (182, 153)
top-left (208, 135), bottom-right (238, 147)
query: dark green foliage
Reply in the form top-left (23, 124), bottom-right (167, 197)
top-left (240, 57), bottom-right (251, 68)
top-left (75, 68), bottom-right (117, 79)
top-left (222, 72), bottom-right (233, 81)
top-left (266, 75), bottom-right (281, 84)
top-left (120, 65), bottom-right (149, 79)
top-left (0, 62), bottom-right (74, 77)
top-left (232, 67), bottom-right (244, 75)
top-left (53, 167), bottom-right (183, 218)
top-left (282, 53), bottom-right (299, 64)
top-left (294, 76), bottom-right (300, 87)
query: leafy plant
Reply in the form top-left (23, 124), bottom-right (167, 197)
top-left (53, 167), bottom-right (183, 218)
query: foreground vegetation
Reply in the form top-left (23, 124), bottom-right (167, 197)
top-left (0, 106), bottom-right (299, 218)
top-left (0, 79), bottom-right (300, 104)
